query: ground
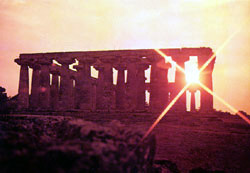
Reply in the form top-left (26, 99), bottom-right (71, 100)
top-left (1, 111), bottom-right (250, 172)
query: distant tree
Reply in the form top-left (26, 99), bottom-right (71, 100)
top-left (0, 86), bottom-right (9, 114)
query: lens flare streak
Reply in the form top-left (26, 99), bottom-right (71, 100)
top-left (155, 47), bottom-right (250, 126)
top-left (148, 30), bottom-right (250, 145)
top-left (199, 29), bottom-right (240, 73)
top-left (198, 82), bottom-right (250, 125)
top-left (140, 83), bottom-right (190, 142)
top-left (154, 49), bottom-right (186, 73)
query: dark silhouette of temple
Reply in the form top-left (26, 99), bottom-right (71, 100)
top-left (15, 47), bottom-right (215, 113)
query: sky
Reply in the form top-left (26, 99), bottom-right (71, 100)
top-left (0, 0), bottom-right (250, 114)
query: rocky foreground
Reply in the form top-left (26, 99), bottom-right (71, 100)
top-left (0, 112), bottom-right (250, 172)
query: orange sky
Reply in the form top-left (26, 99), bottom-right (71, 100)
top-left (0, 0), bottom-right (250, 114)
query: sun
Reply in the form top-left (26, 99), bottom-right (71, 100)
top-left (185, 68), bottom-right (200, 84)
top-left (185, 60), bottom-right (200, 84)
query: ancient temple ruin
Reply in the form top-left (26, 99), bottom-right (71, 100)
top-left (15, 48), bottom-right (215, 113)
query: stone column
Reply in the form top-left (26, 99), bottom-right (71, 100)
top-left (190, 91), bottom-right (196, 111)
top-left (188, 83), bottom-right (199, 112)
top-left (149, 56), bottom-right (170, 112)
top-left (30, 64), bottom-right (40, 110)
top-left (207, 74), bottom-right (214, 110)
top-left (95, 57), bottom-right (116, 111)
top-left (57, 58), bottom-right (75, 111)
top-left (126, 59), bottom-right (138, 111)
top-left (199, 75), bottom-right (214, 112)
top-left (136, 63), bottom-right (149, 111)
top-left (171, 54), bottom-right (189, 112)
top-left (76, 57), bottom-right (96, 110)
top-left (69, 74), bottom-right (75, 109)
top-left (15, 58), bottom-right (30, 110)
top-left (198, 53), bottom-right (215, 112)
top-left (50, 68), bottom-right (59, 111)
top-left (39, 59), bottom-right (52, 110)
top-left (74, 64), bottom-right (84, 109)
top-left (149, 61), bottom-right (158, 111)
top-left (95, 65), bottom-right (106, 110)
top-left (115, 64), bottom-right (126, 110)
top-left (103, 64), bottom-right (113, 85)
top-left (91, 80), bottom-right (97, 111)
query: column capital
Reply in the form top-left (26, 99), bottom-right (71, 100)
top-left (78, 57), bottom-right (97, 65)
top-left (29, 62), bottom-right (41, 69)
top-left (69, 71), bottom-right (76, 80)
top-left (93, 59), bottom-right (105, 71)
top-left (56, 57), bottom-right (75, 65)
top-left (39, 58), bottom-right (52, 65)
top-left (125, 57), bottom-right (141, 64)
top-left (171, 53), bottom-right (189, 64)
top-left (114, 63), bottom-right (126, 71)
top-left (74, 64), bottom-right (84, 71)
top-left (156, 58), bottom-right (172, 70)
top-left (15, 58), bottom-right (30, 66)
top-left (99, 55), bottom-right (117, 64)
top-left (137, 62), bottom-right (150, 70)
top-left (94, 65), bottom-right (105, 72)
top-left (145, 55), bottom-right (159, 63)
top-left (50, 66), bottom-right (60, 75)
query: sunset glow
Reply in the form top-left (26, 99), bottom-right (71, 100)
top-left (145, 34), bottom-right (250, 141)
top-left (155, 41), bottom-right (250, 126)
top-left (0, 0), bottom-right (250, 114)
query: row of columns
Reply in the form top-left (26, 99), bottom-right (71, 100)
top-left (93, 57), bottom-right (150, 111)
top-left (15, 50), bottom-right (215, 113)
top-left (149, 54), bottom-right (189, 112)
top-left (149, 53), bottom-right (215, 113)
top-left (15, 56), bottom-right (151, 112)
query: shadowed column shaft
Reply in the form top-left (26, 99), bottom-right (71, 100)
top-left (171, 58), bottom-right (187, 112)
top-left (207, 74), bottom-right (213, 110)
top-left (116, 67), bottom-right (126, 110)
top-left (39, 64), bottom-right (50, 109)
top-left (74, 66), bottom-right (84, 109)
top-left (191, 91), bottom-right (196, 111)
top-left (75, 64), bottom-right (92, 110)
top-left (200, 74), bottom-right (213, 111)
top-left (69, 77), bottom-right (75, 109)
top-left (17, 64), bottom-right (29, 110)
top-left (150, 61), bottom-right (169, 112)
top-left (30, 65), bottom-right (40, 109)
top-left (60, 64), bottom-right (72, 110)
top-left (50, 73), bottom-right (59, 110)
top-left (149, 62), bottom-right (158, 111)
top-left (83, 63), bottom-right (95, 110)
top-left (127, 64), bottom-right (137, 111)
top-left (91, 83), bottom-right (97, 111)
top-left (198, 55), bottom-right (215, 112)
top-left (103, 65), bottom-right (115, 110)
top-left (96, 67), bottom-right (105, 110)
top-left (136, 64), bottom-right (148, 111)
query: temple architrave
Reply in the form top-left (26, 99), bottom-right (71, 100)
top-left (15, 47), bottom-right (215, 113)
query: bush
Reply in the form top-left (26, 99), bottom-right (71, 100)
top-left (0, 86), bottom-right (9, 114)
top-left (0, 116), bottom-right (156, 172)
